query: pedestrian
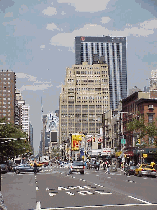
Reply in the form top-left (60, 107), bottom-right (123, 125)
top-left (106, 161), bottom-right (110, 174)
top-left (103, 160), bottom-right (106, 170)
top-left (34, 160), bottom-right (38, 175)
top-left (96, 160), bottom-right (100, 171)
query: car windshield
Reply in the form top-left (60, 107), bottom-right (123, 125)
top-left (141, 165), bottom-right (147, 168)
top-left (146, 165), bottom-right (153, 169)
top-left (73, 161), bottom-right (84, 166)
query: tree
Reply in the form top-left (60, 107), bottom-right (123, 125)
top-left (126, 114), bottom-right (157, 147)
top-left (0, 117), bottom-right (33, 159)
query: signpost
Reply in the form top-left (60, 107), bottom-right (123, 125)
top-left (121, 139), bottom-right (126, 144)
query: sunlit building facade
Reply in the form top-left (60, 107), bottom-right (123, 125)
top-left (59, 62), bottom-right (110, 144)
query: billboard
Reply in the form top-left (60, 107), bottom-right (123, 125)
top-left (71, 134), bottom-right (82, 151)
top-left (51, 131), bottom-right (57, 142)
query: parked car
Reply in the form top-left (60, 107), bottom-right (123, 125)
top-left (69, 161), bottom-right (85, 174)
top-left (0, 164), bottom-right (8, 174)
top-left (124, 166), bottom-right (136, 176)
top-left (134, 164), bottom-right (157, 177)
top-left (15, 164), bottom-right (42, 174)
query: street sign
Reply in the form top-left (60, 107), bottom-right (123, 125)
top-left (121, 139), bottom-right (126, 144)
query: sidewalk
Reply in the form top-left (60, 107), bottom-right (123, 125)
top-left (1, 172), bottom-right (36, 210)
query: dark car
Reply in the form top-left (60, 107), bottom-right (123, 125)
top-left (0, 164), bottom-right (8, 173)
top-left (69, 161), bottom-right (85, 174)
top-left (7, 160), bottom-right (17, 172)
top-left (125, 166), bottom-right (136, 176)
top-left (15, 164), bottom-right (41, 174)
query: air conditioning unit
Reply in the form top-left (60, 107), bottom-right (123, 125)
top-left (148, 105), bottom-right (154, 109)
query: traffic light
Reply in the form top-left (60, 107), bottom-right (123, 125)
top-left (138, 139), bottom-right (141, 144)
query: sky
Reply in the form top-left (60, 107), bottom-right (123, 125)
top-left (0, 0), bottom-right (157, 154)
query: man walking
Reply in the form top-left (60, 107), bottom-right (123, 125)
top-left (34, 160), bottom-right (38, 175)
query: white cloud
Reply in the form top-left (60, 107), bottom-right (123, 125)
top-left (49, 18), bottom-right (156, 51)
top-left (46, 23), bottom-right (59, 31)
top-left (16, 73), bottom-right (37, 82)
top-left (42, 6), bottom-right (57, 16)
top-left (101, 16), bottom-right (111, 24)
top-left (40, 45), bottom-right (45, 49)
top-left (20, 83), bottom-right (53, 91)
top-left (4, 12), bottom-right (13, 18)
top-left (16, 73), bottom-right (53, 91)
top-left (57, 0), bottom-right (110, 12)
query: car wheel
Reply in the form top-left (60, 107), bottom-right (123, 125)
top-left (16, 170), bottom-right (20, 174)
top-left (80, 171), bottom-right (84, 174)
top-left (137, 172), bottom-right (142, 177)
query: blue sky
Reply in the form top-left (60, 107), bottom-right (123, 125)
top-left (0, 0), bottom-right (156, 154)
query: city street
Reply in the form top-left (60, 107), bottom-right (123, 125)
top-left (1, 165), bottom-right (157, 210)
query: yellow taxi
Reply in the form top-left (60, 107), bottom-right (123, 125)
top-left (135, 164), bottom-right (157, 177)
top-left (30, 162), bottom-right (43, 167)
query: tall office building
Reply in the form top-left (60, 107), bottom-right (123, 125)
top-left (0, 70), bottom-right (16, 124)
top-left (75, 36), bottom-right (127, 110)
top-left (59, 62), bottom-right (110, 143)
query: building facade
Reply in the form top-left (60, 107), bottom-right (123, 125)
top-left (59, 62), bottom-right (110, 144)
top-left (0, 70), bottom-right (16, 124)
top-left (75, 36), bottom-right (127, 110)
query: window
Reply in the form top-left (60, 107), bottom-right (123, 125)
top-left (98, 143), bottom-right (101, 149)
top-left (148, 114), bottom-right (153, 123)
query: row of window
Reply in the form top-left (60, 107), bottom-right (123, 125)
top-left (0, 77), bottom-right (11, 80)
top-left (75, 70), bottom-right (107, 74)
top-left (73, 66), bottom-right (107, 70)
top-left (0, 89), bottom-right (12, 92)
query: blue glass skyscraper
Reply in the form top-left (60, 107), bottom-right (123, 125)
top-left (75, 36), bottom-right (127, 110)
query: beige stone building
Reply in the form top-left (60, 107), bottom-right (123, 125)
top-left (59, 62), bottom-right (110, 144)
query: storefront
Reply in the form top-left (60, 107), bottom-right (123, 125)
top-left (124, 151), bottom-right (134, 164)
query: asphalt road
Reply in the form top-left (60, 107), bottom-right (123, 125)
top-left (1, 165), bottom-right (157, 210)
top-left (35, 165), bottom-right (157, 209)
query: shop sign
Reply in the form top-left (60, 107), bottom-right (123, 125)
top-left (143, 154), bottom-right (148, 158)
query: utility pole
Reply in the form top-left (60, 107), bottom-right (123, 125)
top-left (102, 112), bottom-right (105, 148)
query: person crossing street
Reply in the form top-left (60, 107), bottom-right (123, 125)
top-left (34, 160), bottom-right (38, 175)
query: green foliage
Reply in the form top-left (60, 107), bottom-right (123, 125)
top-left (0, 117), bottom-right (32, 158)
top-left (126, 114), bottom-right (157, 146)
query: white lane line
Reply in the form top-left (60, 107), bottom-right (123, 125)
top-left (128, 195), bottom-right (152, 204)
top-left (66, 192), bottom-right (75, 196)
top-left (49, 192), bottom-right (57, 197)
top-left (36, 201), bottom-right (41, 210)
top-left (40, 203), bottom-right (157, 209)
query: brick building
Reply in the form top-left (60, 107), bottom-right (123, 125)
top-left (0, 70), bottom-right (16, 124)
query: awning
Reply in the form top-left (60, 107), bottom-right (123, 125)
top-left (124, 151), bottom-right (134, 156)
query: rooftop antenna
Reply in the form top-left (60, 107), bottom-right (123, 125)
top-left (41, 96), bottom-right (43, 113)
